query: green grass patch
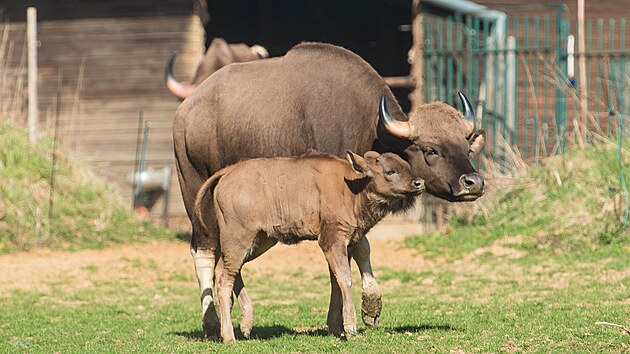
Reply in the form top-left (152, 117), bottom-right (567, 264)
top-left (404, 143), bottom-right (630, 261)
top-left (1, 242), bottom-right (628, 352)
top-left (0, 121), bottom-right (176, 253)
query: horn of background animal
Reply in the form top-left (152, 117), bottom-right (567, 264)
top-left (379, 94), bottom-right (412, 139)
top-left (165, 52), bottom-right (197, 99)
top-left (457, 91), bottom-right (475, 136)
top-left (250, 45), bottom-right (269, 59)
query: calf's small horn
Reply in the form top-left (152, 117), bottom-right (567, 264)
top-left (379, 94), bottom-right (412, 139)
top-left (457, 91), bottom-right (475, 136)
top-left (165, 51), bottom-right (197, 100)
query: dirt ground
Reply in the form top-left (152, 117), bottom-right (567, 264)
top-left (0, 221), bottom-right (427, 295)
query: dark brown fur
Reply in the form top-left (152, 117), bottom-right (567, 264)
top-left (173, 42), bottom-right (485, 339)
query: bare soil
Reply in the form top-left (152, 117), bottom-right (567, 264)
top-left (0, 222), bottom-right (427, 295)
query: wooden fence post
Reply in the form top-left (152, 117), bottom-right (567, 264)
top-left (27, 7), bottom-right (38, 144)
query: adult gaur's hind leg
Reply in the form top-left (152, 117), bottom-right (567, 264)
top-left (173, 130), bottom-right (224, 340)
top-left (190, 247), bottom-right (220, 341)
top-left (350, 237), bottom-right (382, 327)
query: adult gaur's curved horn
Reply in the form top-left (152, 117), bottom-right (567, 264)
top-left (458, 91), bottom-right (475, 136)
top-left (165, 51), bottom-right (196, 99)
top-left (379, 94), bottom-right (412, 139)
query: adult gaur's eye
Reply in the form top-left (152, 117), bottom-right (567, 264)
top-left (425, 148), bottom-right (438, 156)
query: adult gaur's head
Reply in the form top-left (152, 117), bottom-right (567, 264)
top-left (165, 38), bottom-right (268, 99)
top-left (376, 92), bottom-right (485, 202)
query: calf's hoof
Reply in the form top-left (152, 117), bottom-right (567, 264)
top-left (361, 291), bottom-right (382, 327)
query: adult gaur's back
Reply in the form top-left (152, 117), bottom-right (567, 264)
top-left (173, 42), bottom-right (486, 340)
top-left (175, 42), bottom-right (394, 179)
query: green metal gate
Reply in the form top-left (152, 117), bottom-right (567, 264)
top-left (422, 5), bottom-right (630, 168)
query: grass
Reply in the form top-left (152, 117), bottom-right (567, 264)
top-left (0, 241), bottom-right (628, 353)
top-left (0, 121), bottom-right (175, 253)
top-left (404, 142), bottom-right (630, 261)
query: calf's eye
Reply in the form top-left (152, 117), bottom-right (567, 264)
top-left (385, 170), bottom-right (397, 176)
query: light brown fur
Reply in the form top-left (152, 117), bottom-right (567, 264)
top-left (195, 151), bottom-right (424, 342)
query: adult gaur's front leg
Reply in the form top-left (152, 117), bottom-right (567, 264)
top-left (350, 237), bottom-right (382, 327)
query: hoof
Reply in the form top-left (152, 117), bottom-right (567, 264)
top-left (361, 291), bottom-right (382, 327)
top-left (203, 324), bottom-right (220, 342)
top-left (240, 326), bottom-right (251, 339)
top-left (344, 324), bottom-right (357, 336)
top-left (203, 333), bottom-right (220, 342)
top-left (327, 323), bottom-right (343, 337)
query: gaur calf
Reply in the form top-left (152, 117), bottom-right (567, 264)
top-left (194, 151), bottom-right (425, 342)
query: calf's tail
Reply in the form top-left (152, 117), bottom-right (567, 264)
top-left (194, 168), bottom-right (230, 235)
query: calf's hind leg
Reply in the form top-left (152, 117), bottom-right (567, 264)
top-left (215, 254), bottom-right (246, 343)
top-left (233, 236), bottom-right (278, 339)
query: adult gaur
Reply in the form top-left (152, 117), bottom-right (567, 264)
top-left (165, 37), bottom-right (268, 99)
top-left (173, 42), bottom-right (485, 340)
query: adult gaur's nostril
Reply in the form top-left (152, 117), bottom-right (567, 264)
top-left (413, 179), bottom-right (425, 189)
top-left (459, 173), bottom-right (484, 193)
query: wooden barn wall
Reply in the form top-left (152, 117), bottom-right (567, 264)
top-left (1, 15), bottom-right (204, 223)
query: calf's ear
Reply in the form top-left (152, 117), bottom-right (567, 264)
top-left (468, 129), bottom-right (486, 158)
top-left (346, 150), bottom-right (369, 174)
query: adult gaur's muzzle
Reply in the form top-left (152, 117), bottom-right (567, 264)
top-left (459, 173), bottom-right (484, 196)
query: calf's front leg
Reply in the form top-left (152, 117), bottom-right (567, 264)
top-left (321, 240), bottom-right (357, 337)
top-left (350, 237), bottom-right (382, 327)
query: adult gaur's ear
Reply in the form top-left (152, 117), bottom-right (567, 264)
top-left (346, 150), bottom-right (369, 174)
top-left (468, 129), bottom-right (485, 158)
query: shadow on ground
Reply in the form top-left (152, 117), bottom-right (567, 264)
top-left (174, 323), bottom-right (459, 341)
top-left (387, 324), bottom-right (460, 333)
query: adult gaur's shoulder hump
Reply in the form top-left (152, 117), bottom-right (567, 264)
top-left (287, 42), bottom-right (377, 72)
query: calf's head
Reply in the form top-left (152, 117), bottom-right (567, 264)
top-left (346, 150), bottom-right (425, 204)
top-left (377, 92), bottom-right (485, 202)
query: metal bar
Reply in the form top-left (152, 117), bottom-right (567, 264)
top-left (543, 15), bottom-right (550, 156)
top-left (424, 20), bottom-right (433, 102)
top-left (620, 19), bottom-right (626, 117)
top-left (456, 14), bottom-right (464, 103)
top-left (466, 15), bottom-right (474, 105)
top-left (610, 19), bottom-right (616, 136)
top-left (424, 46), bottom-right (555, 55)
top-left (437, 17), bottom-right (444, 101)
top-left (554, 9), bottom-right (568, 152)
top-left (533, 15), bottom-right (540, 162)
top-left (132, 111), bottom-right (144, 210)
top-left (523, 16), bottom-right (530, 160)
top-left (446, 17), bottom-right (454, 103)
top-left (597, 19), bottom-right (604, 132)
top-left (513, 17), bottom-right (519, 151)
